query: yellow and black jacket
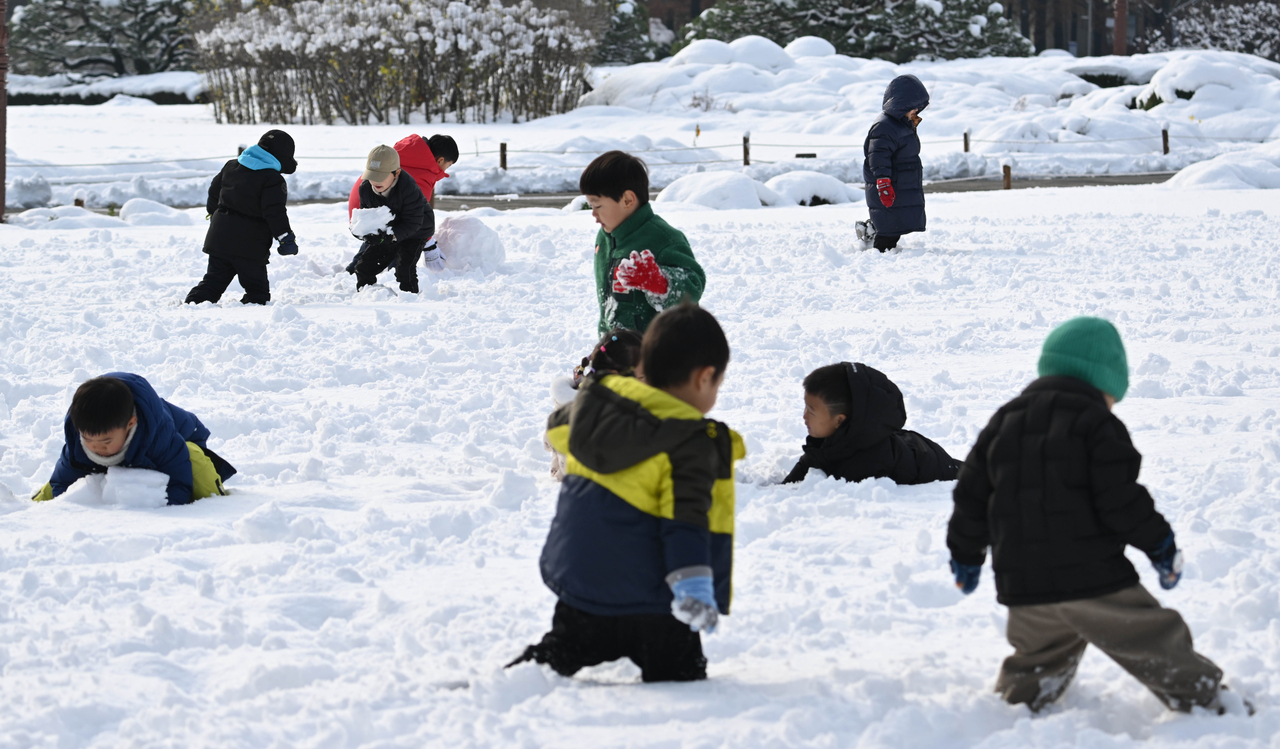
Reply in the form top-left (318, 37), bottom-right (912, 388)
top-left (541, 374), bottom-right (744, 617)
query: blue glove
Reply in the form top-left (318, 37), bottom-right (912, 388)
top-left (668, 573), bottom-right (718, 634)
top-left (1150, 532), bottom-right (1183, 590)
top-left (277, 232), bottom-right (298, 256)
top-left (950, 559), bottom-right (981, 595)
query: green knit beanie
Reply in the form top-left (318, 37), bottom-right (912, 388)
top-left (1037, 317), bottom-right (1129, 401)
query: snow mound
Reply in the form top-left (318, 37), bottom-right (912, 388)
top-left (729, 36), bottom-right (795, 73)
top-left (8, 205), bottom-right (127, 230)
top-left (784, 36), bottom-right (837, 58)
top-left (5, 174), bottom-right (53, 210)
top-left (1166, 141), bottom-right (1280, 189)
top-left (670, 39), bottom-right (735, 67)
top-left (764, 170), bottom-right (857, 205)
top-left (119, 198), bottom-right (194, 226)
top-left (101, 94), bottom-right (159, 107)
top-left (350, 206), bottom-right (394, 237)
top-left (435, 215), bottom-right (506, 272)
top-left (58, 467), bottom-right (168, 508)
top-left (657, 171), bottom-right (779, 210)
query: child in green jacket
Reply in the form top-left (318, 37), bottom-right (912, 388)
top-left (580, 151), bottom-right (705, 336)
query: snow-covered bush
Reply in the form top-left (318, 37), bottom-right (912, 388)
top-left (678, 0), bottom-right (1031, 62)
top-left (596, 1), bottom-right (664, 64)
top-left (10, 0), bottom-right (193, 77)
top-left (1145, 1), bottom-right (1280, 62)
top-left (197, 0), bottom-right (595, 126)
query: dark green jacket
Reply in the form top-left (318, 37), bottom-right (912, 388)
top-left (593, 203), bottom-right (705, 335)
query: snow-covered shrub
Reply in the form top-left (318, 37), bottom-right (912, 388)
top-left (597, 1), bottom-right (663, 64)
top-left (197, 0), bottom-right (595, 126)
top-left (10, 0), bottom-right (194, 77)
top-left (678, 0), bottom-right (1031, 62)
top-left (1145, 2), bottom-right (1280, 62)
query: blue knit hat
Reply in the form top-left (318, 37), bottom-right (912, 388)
top-left (1037, 317), bottom-right (1129, 401)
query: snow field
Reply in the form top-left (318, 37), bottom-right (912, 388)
top-left (1, 186), bottom-right (1280, 745)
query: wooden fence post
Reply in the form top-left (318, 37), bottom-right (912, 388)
top-left (1002, 164), bottom-right (1012, 190)
top-left (500, 142), bottom-right (507, 171)
top-left (1162, 129), bottom-right (1169, 155)
top-left (743, 133), bottom-right (750, 166)
top-left (963, 130), bottom-right (970, 153)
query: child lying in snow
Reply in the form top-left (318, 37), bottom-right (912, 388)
top-left (32, 373), bottom-right (236, 506)
top-left (581, 151), bottom-right (705, 336)
top-left (783, 362), bottom-right (960, 485)
top-left (545, 328), bottom-right (644, 481)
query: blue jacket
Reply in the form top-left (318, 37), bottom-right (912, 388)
top-left (541, 375), bottom-right (744, 616)
top-left (863, 74), bottom-right (930, 237)
top-left (49, 372), bottom-right (212, 505)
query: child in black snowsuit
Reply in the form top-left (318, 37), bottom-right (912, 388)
top-left (858, 75), bottom-right (930, 253)
top-left (185, 130), bottom-right (298, 305)
top-left (351, 144), bottom-right (434, 294)
top-left (947, 317), bottom-right (1239, 714)
top-left (784, 362), bottom-right (960, 485)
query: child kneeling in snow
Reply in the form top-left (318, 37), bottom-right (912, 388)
top-left (350, 145), bottom-right (439, 294)
top-left (947, 318), bottom-right (1246, 714)
top-left (545, 328), bottom-right (644, 481)
top-left (510, 305), bottom-right (744, 682)
top-left (784, 362), bottom-right (960, 485)
top-left (345, 134), bottom-right (458, 277)
top-left (186, 130), bottom-right (299, 305)
top-left (582, 151), bottom-right (705, 336)
top-left (856, 75), bottom-right (929, 253)
top-left (32, 373), bottom-right (236, 506)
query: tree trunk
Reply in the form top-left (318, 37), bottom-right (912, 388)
top-left (1113, 0), bottom-right (1127, 54)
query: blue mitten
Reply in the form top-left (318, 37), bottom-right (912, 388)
top-left (950, 559), bottom-right (981, 595)
top-left (277, 232), bottom-right (299, 256)
top-left (667, 569), bottom-right (718, 634)
top-left (1149, 532), bottom-right (1183, 590)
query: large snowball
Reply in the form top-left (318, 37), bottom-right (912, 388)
top-left (729, 36), bottom-right (795, 73)
top-left (784, 36), bottom-right (837, 58)
top-left (435, 215), bottom-right (506, 273)
top-left (350, 206), bottom-right (393, 236)
top-left (657, 171), bottom-right (768, 210)
top-left (764, 171), bottom-right (858, 205)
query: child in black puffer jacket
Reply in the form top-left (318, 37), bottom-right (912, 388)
top-left (858, 75), bottom-right (930, 253)
top-left (783, 362), bottom-right (959, 485)
top-left (185, 130), bottom-right (299, 305)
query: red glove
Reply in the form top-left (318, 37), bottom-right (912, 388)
top-left (612, 250), bottom-right (669, 295)
top-left (876, 178), bottom-right (895, 208)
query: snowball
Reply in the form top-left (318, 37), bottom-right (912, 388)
top-left (119, 198), bottom-right (193, 226)
top-left (60, 474), bottom-right (107, 506)
top-left (729, 36), bottom-right (795, 73)
top-left (784, 36), bottom-right (837, 58)
top-left (101, 467), bottom-right (169, 508)
top-left (670, 39), bottom-right (735, 67)
top-left (434, 215), bottom-right (506, 273)
top-left (656, 171), bottom-right (767, 210)
top-left (764, 170), bottom-right (857, 206)
top-left (350, 206), bottom-right (393, 237)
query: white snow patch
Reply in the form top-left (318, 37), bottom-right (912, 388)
top-left (349, 206), bottom-right (394, 237)
top-left (764, 170), bottom-right (858, 205)
top-left (657, 171), bottom-right (769, 210)
top-left (119, 198), bottom-right (194, 226)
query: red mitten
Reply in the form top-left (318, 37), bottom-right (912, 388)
top-left (876, 178), bottom-right (895, 208)
top-left (612, 250), bottom-right (670, 295)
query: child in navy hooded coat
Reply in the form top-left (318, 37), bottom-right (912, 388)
top-left (33, 373), bottom-right (236, 506)
top-left (860, 75), bottom-right (930, 252)
top-left (185, 130), bottom-right (299, 305)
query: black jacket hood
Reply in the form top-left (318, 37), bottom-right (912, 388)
top-left (882, 74), bottom-right (930, 121)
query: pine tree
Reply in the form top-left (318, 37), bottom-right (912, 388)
top-left (1145, 1), bottom-right (1280, 61)
top-left (596, 0), bottom-right (663, 64)
top-left (10, 0), bottom-right (193, 77)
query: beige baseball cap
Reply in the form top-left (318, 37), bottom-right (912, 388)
top-left (363, 145), bottom-right (400, 181)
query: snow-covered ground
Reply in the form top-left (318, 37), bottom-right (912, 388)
top-left (2, 171), bottom-right (1280, 745)
top-left (7, 45), bottom-right (1280, 209)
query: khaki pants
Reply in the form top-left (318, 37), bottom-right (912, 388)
top-left (996, 584), bottom-right (1222, 712)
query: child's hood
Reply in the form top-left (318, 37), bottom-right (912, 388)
top-left (238, 145), bottom-right (282, 173)
top-left (548, 374), bottom-right (726, 475)
top-left (394, 135), bottom-right (449, 182)
top-left (72, 372), bottom-right (177, 463)
top-left (832, 362), bottom-right (908, 451)
top-left (882, 75), bottom-right (930, 120)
